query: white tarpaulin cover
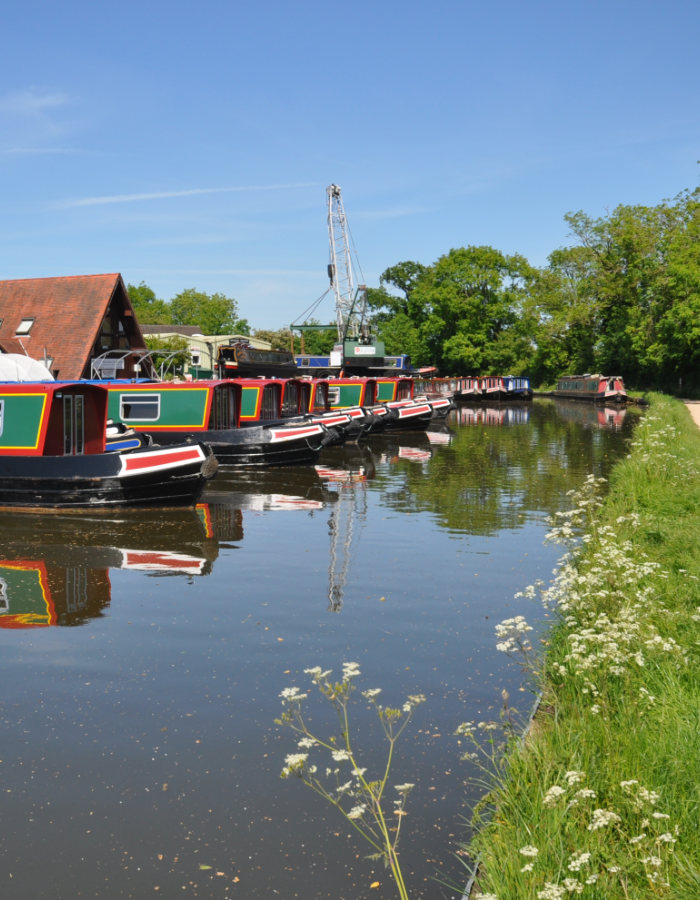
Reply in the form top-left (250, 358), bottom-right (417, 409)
top-left (0, 353), bottom-right (54, 381)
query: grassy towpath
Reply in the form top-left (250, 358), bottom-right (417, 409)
top-left (461, 393), bottom-right (700, 900)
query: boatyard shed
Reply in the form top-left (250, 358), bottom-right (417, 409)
top-left (139, 325), bottom-right (272, 378)
top-left (0, 273), bottom-right (154, 380)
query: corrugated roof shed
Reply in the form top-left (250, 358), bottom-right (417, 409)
top-left (0, 273), bottom-right (147, 379)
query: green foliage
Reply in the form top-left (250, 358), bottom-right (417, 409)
top-left (170, 288), bottom-right (250, 336)
top-left (369, 247), bottom-right (538, 374)
top-left (127, 281), bottom-right (173, 325)
top-left (143, 334), bottom-right (190, 375)
top-left (252, 328), bottom-right (295, 351)
top-left (127, 282), bottom-right (250, 336)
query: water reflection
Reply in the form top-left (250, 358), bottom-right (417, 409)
top-left (455, 403), bottom-right (531, 426)
top-left (551, 396), bottom-right (628, 430)
top-left (375, 401), bottom-right (634, 535)
top-left (0, 507), bottom-right (222, 627)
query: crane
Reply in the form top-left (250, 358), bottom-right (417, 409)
top-left (291, 184), bottom-right (395, 375)
top-left (326, 184), bottom-right (369, 344)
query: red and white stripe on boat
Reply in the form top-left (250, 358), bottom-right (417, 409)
top-left (119, 444), bottom-right (206, 475)
top-left (269, 424), bottom-right (325, 443)
top-left (397, 403), bottom-right (432, 418)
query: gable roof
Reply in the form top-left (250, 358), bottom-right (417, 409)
top-left (0, 273), bottom-right (146, 379)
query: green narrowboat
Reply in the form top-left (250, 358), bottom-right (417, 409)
top-left (106, 379), bottom-right (334, 467)
top-left (0, 382), bottom-right (216, 508)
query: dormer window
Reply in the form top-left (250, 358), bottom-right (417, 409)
top-left (16, 317), bottom-right (35, 335)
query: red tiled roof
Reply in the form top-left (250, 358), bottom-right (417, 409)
top-left (0, 273), bottom-right (141, 379)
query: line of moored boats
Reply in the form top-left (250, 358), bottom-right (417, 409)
top-left (0, 373), bottom-right (450, 510)
top-left (0, 366), bottom-right (628, 512)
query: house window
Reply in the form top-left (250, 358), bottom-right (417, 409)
top-left (16, 318), bottom-right (35, 335)
top-left (120, 393), bottom-right (161, 422)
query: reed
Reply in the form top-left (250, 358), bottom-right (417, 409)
top-left (462, 394), bottom-right (700, 899)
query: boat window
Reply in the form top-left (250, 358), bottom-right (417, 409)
top-left (328, 387), bottom-right (340, 405)
top-left (260, 384), bottom-right (281, 420)
top-left (282, 383), bottom-right (299, 416)
top-left (397, 381), bottom-right (412, 399)
top-left (0, 399), bottom-right (3, 437)
top-left (211, 387), bottom-right (238, 429)
top-left (63, 394), bottom-right (85, 456)
top-left (313, 382), bottom-right (329, 411)
top-left (120, 393), bottom-right (161, 422)
top-left (0, 577), bottom-right (7, 613)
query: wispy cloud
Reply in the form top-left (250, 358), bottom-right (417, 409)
top-left (0, 88), bottom-right (70, 116)
top-left (3, 146), bottom-right (82, 155)
top-left (59, 182), bottom-right (319, 208)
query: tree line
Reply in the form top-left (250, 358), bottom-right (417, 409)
top-left (368, 186), bottom-right (700, 392)
top-left (128, 185), bottom-right (699, 392)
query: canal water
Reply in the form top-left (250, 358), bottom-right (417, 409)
top-left (0, 399), bottom-right (636, 900)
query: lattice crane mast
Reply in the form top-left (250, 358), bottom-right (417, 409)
top-left (326, 184), bottom-right (369, 344)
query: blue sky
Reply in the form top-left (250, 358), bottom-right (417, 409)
top-left (1, 0), bottom-right (698, 331)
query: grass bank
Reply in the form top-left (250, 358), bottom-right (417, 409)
top-left (462, 393), bottom-right (700, 899)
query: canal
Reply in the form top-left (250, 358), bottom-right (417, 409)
top-left (0, 399), bottom-right (637, 899)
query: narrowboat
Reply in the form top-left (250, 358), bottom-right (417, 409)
top-left (106, 380), bottom-right (336, 467)
top-left (452, 377), bottom-right (481, 404)
top-left (502, 375), bottom-right (533, 401)
top-left (553, 375), bottom-right (627, 404)
top-left (377, 376), bottom-right (454, 419)
top-left (216, 340), bottom-right (298, 378)
top-left (479, 375), bottom-right (507, 402)
top-left (242, 377), bottom-right (361, 443)
top-left (0, 382), bottom-right (217, 509)
top-left (326, 377), bottom-right (435, 432)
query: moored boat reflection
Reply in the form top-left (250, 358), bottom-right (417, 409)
top-left (0, 507), bottom-right (222, 627)
top-left (552, 397), bottom-right (629, 430)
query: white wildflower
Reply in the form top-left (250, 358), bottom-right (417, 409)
top-left (279, 686), bottom-right (307, 702)
top-left (342, 661), bottom-right (361, 680)
top-left (519, 845), bottom-right (539, 858)
top-left (537, 883), bottom-right (566, 899)
top-left (347, 804), bottom-right (366, 820)
top-left (564, 771), bottom-right (586, 786)
top-left (362, 688), bottom-right (382, 699)
top-left (543, 785), bottom-right (566, 806)
top-left (567, 851), bottom-right (590, 871)
top-left (588, 808), bottom-right (621, 831)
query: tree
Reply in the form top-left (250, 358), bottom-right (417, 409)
top-left (558, 188), bottom-right (700, 390)
top-left (169, 288), bottom-right (250, 336)
top-left (126, 282), bottom-right (172, 325)
top-left (406, 246), bottom-right (538, 374)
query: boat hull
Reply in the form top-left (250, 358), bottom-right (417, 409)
top-left (0, 443), bottom-right (217, 509)
top-left (139, 422), bottom-right (335, 468)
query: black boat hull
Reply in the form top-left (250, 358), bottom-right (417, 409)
top-left (0, 444), bottom-right (216, 509)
